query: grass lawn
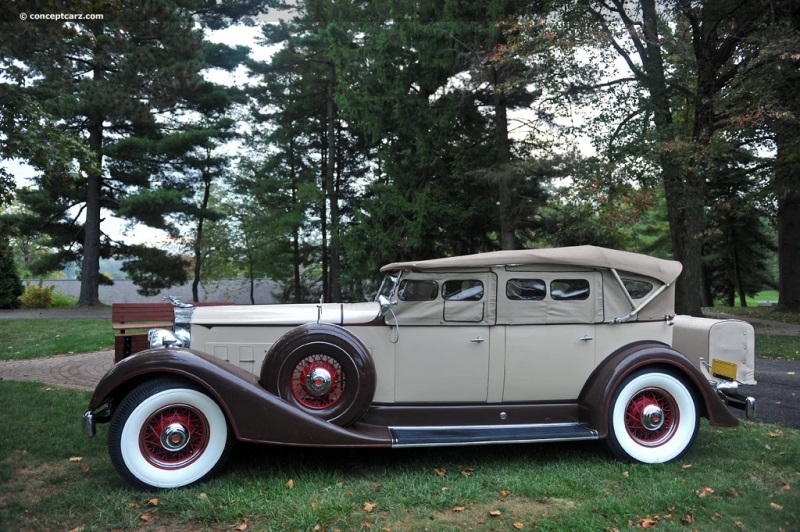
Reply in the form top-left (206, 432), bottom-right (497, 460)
top-left (0, 381), bottom-right (798, 531)
top-left (0, 319), bottom-right (113, 361)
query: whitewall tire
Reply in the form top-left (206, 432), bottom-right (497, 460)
top-left (606, 369), bottom-right (699, 464)
top-left (108, 378), bottom-right (232, 489)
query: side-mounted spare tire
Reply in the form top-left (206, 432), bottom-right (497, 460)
top-left (261, 323), bottom-right (376, 427)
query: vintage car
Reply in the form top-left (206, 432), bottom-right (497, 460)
top-left (83, 246), bottom-right (756, 489)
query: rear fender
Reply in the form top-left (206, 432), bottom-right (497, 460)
top-left (88, 348), bottom-right (391, 448)
top-left (578, 342), bottom-right (739, 438)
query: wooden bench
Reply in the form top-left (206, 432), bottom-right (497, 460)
top-left (112, 302), bottom-right (231, 362)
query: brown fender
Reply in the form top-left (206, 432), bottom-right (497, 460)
top-left (578, 341), bottom-right (739, 438)
top-left (87, 348), bottom-right (391, 448)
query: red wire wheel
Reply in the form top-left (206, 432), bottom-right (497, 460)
top-left (622, 388), bottom-right (677, 446)
top-left (606, 369), bottom-right (699, 464)
top-left (140, 404), bottom-right (210, 468)
top-left (290, 354), bottom-right (345, 409)
top-left (262, 323), bottom-right (376, 427)
top-left (108, 378), bottom-right (232, 489)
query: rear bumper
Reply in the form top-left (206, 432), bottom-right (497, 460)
top-left (716, 388), bottom-right (756, 419)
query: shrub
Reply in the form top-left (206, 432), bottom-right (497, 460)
top-left (20, 279), bottom-right (56, 309)
top-left (0, 236), bottom-right (24, 309)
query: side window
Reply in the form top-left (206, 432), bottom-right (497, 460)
top-left (397, 280), bottom-right (438, 301)
top-left (622, 279), bottom-right (654, 299)
top-left (506, 279), bottom-right (546, 301)
top-left (443, 280), bottom-right (484, 301)
top-left (551, 279), bottom-right (590, 301)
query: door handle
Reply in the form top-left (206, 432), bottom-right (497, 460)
top-left (580, 335), bottom-right (593, 342)
top-left (470, 337), bottom-right (485, 343)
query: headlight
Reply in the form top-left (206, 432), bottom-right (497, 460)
top-left (149, 328), bottom-right (185, 349)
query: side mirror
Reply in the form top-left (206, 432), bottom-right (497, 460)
top-left (378, 295), bottom-right (397, 316)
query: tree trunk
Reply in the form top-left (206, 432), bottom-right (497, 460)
top-left (192, 161), bottom-right (212, 303)
top-left (326, 62), bottom-right (342, 302)
top-left (776, 126), bottom-right (800, 311)
top-left (78, 120), bottom-right (104, 306)
top-left (493, 67), bottom-right (516, 250)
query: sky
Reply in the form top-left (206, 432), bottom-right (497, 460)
top-left (1, 12), bottom-right (287, 248)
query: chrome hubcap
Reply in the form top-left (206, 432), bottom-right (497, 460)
top-left (305, 367), bottom-right (333, 396)
top-left (160, 423), bottom-right (190, 451)
top-left (641, 404), bottom-right (665, 431)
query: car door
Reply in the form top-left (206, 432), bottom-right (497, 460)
top-left (391, 273), bottom-right (494, 402)
top-left (499, 271), bottom-right (602, 402)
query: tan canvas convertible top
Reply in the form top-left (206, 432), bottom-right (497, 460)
top-left (381, 245), bottom-right (682, 286)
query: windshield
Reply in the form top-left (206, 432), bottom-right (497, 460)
top-left (375, 274), bottom-right (400, 301)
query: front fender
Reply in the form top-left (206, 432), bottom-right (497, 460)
top-left (578, 342), bottom-right (739, 438)
top-left (88, 348), bottom-right (391, 448)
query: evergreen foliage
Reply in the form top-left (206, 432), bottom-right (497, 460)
top-left (0, 235), bottom-right (24, 308)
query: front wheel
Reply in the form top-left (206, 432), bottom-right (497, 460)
top-left (606, 369), bottom-right (699, 464)
top-left (108, 378), bottom-right (232, 489)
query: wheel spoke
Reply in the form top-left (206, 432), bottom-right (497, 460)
top-left (140, 404), bottom-right (209, 468)
top-left (624, 388), bottom-right (677, 447)
top-left (291, 353), bottom-right (346, 409)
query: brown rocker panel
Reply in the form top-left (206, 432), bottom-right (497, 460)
top-left (88, 348), bottom-right (392, 448)
top-left (578, 341), bottom-right (739, 438)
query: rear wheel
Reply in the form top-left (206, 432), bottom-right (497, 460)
top-left (108, 378), bottom-right (232, 489)
top-left (606, 369), bottom-right (699, 463)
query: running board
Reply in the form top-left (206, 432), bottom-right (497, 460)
top-left (389, 423), bottom-right (598, 448)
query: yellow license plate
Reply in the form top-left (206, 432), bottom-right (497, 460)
top-left (711, 359), bottom-right (738, 381)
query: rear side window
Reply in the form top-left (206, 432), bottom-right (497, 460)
top-left (443, 280), bottom-right (484, 301)
top-left (550, 279), bottom-right (590, 301)
top-left (397, 280), bottom-right (438, 301)
top-left (623, 279), bottom-right (654, 299)
top-left (506, 279), bottom-right (546, 301)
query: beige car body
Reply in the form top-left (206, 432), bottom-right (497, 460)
top-left (189, 245), bottom-right (756, 404)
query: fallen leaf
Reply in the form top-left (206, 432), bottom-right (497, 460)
top-left (489, 509), bottom-right (502, 517)
top-left (441, 487), bottom-right (450, 492)
top-left (127, 502), bottom-right (137, 508)
top-left (781, 482), bottom-right (791, 491)
top-left (640, 517), bottom-right (658, 529)
top-left (477, 519), bottom-right (487, 524)
top-left (197, 493), bottom-right (209, 502)
top-left (363, 502), bottom-right (376, 512)
top-left (80, 464), bottom-right (90, 473)
top-left (682, 513), bottom-right (695, 524)
top-left (139, 514), bottom-right (152, 522)
top-left (513, 523), bottom-right (524, 530)
top-left (499, 489), bottom-right (510, 497)
top-left (697, 486), bottom-right (715, 498)
top-left (372, 484), bottom-right (381, 492)
top-left (235, 523), bottom-right (248, 531)
top-left (765, 444), bottom-right (772, 450)
top-left (146, 498), bottom-right (159, 507)
top-left (681, 464), bottom-right (692, 470)
top-left (711, 513), bottom-right (721, 522)
top-left (453, 506), bottom-right (466, 512)
top-left (461, 468), bottom-right (474, 477)
top-left (310, 501), bottom-right (317, 509)
top-left (285, 479), bottom-right (295, 489)
top-left (362, 523), bottom-right (374, 529)
top-left (434, 467), bottom-right (447, 476)
top-left (770, 502), bottom-right (783, 510)
top-left (767, 430), bottom-right (783, 438)
top-left (69, 456), bottom-right (83, 462)
top-left (622, 471), bottom-right (629, 478)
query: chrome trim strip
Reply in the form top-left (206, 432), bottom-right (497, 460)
top-left (389, 422), bottom-right (599, 448)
